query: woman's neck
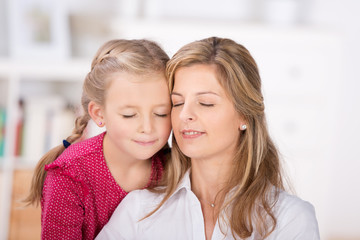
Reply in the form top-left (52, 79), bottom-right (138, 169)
top-left (190, 157), bottom-right (232, 204)
top-left (190, 157), bottom-right (233, 240)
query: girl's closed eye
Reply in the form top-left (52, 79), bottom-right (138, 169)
top-left (154, 112), bottom-right (169, 117)
top-left (121, 113), bottom-right (136, 118)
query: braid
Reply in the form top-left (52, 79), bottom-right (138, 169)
top-left (66, 115), bottom-right (90, 144)
top-left (91, 40), bottom-right (125, 70)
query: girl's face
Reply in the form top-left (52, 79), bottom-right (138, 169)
top-left (102, 72), bottom-right (171, 162)
top-left (171, 64), bottom-right (243, 163)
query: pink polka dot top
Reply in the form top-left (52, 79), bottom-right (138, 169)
top-left (41, 131), bottom-right (165, 240)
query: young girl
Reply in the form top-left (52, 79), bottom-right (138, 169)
top-left (25, 39), bottom-right (172, 239)
top-left (96, 37), bottom-right (319, 239)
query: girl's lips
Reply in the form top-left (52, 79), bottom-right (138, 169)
top-left (181, 130), bottom-right (205, 139)
top-left (134, 140), bottom-right (157, 146)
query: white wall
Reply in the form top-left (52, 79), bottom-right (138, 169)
top-left (0, 0), bottom-right (7, 56)
top-left (308, 0), bottom-right (360, 238)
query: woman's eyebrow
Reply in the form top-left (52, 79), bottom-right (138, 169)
top-left (195, 91), bottom-right (220, 96)
top-left (171, 92), bottom-right (182, 97)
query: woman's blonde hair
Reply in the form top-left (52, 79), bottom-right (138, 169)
top-left (25, 39), bottom-right (169, 206)
top-left (154, 37), bottom-right (284, 238)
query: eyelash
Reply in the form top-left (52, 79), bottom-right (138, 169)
top-left (172, 103), bottom-right (183, 107)
top-left (172, 103), bottom-right (214, 107)
top-left (122, 114), bottom-right (136, 118)
top-left (200, 103), bottom-right (214, 107)
top-left (122, 113), bottom-right (168, 118)
top-left (155, 113), bottom-right (168, 118)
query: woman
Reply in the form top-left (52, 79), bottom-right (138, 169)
top-left (96, 37), bottom-right (320, 239)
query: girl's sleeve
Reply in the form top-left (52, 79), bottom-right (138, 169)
top-left (41, 169), bottom-right (85, 240)
top-left (95, 191), bottom-right (141, 240)
top-left (273, 196), bottom-right (321, 240)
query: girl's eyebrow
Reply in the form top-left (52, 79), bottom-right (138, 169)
top-left (171, 91), bottom-right (220, 97)
top-left (119, 103), bottom-right (170, 109)
top-left (119, 105), bottom-right (137, 109)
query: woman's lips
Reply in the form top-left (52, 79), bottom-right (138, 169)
top-left (181, 130), bottom-right (205, 139)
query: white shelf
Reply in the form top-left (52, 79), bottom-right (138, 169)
top-left (0, 57), bottom-right (90, 240)
top-left (0, 58), bottom-right (90, 80)
top-left (0, 157), bottom-right (5, 169)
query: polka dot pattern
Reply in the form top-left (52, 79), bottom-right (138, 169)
top-left (41, 132), bottom-right (164, 239)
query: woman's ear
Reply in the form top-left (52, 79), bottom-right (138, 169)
top-left (88, 101), bottom-right (105, 127)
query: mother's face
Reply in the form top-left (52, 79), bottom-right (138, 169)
top-left (171, 64), bottom-right (245, 162)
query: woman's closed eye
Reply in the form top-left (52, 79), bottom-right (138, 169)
top-left (172, 102), bottom-right (184, 107)
top-left (199, 102), bottom-right (215, 107)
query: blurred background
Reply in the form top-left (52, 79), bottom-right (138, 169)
top-left (0, 0), bottom-right (359, 239)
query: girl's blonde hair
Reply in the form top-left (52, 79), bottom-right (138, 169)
top-left (153, 37), bottom-right (284, 238)
top-left (25, 39), bottom-right (169, 206)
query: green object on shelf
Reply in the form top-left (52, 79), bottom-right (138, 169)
top-left (0, 107), bottom-right (6, 157)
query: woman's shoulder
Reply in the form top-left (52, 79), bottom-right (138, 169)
top-left (272, 191), bottom-right (320, 239)
top-left (123, 188), bottom-right (166, 209)
top-left (107, 188), bottom-right (165, 226)
top-left (96, 188), bottom-right (164, 239)
top-left (276, 191), bottom-right (316, 216)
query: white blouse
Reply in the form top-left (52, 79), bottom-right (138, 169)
top-left (96, 171), bottom-right (320, 240)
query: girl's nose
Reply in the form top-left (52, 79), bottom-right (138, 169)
top-left (139, 116), bottom-right (153, 134)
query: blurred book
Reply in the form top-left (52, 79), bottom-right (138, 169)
top-left (14, 99), bottom-right (24, 156)
top-left (0, 106), bottom-right (6, 157)
top-left (19, 95), bottom-right (76, 163)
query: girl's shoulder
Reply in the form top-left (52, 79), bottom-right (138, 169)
top-left (45, 132), bottom-right (106, 173)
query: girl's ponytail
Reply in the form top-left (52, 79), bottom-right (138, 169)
top-left (24, 114), bottom-right (89, 206)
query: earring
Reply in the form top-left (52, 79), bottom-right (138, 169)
top-left (241, 124), bottom-right (247, 130)
top-left (98, 121), bottom-right (103, 127)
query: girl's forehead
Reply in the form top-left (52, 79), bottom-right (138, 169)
top-left (104, 73), bottom-right (170, 108)
top-left (110, 71), bottom-right (166, 82)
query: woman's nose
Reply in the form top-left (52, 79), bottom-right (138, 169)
top-left (179, 103), bottom-right (196, 123)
